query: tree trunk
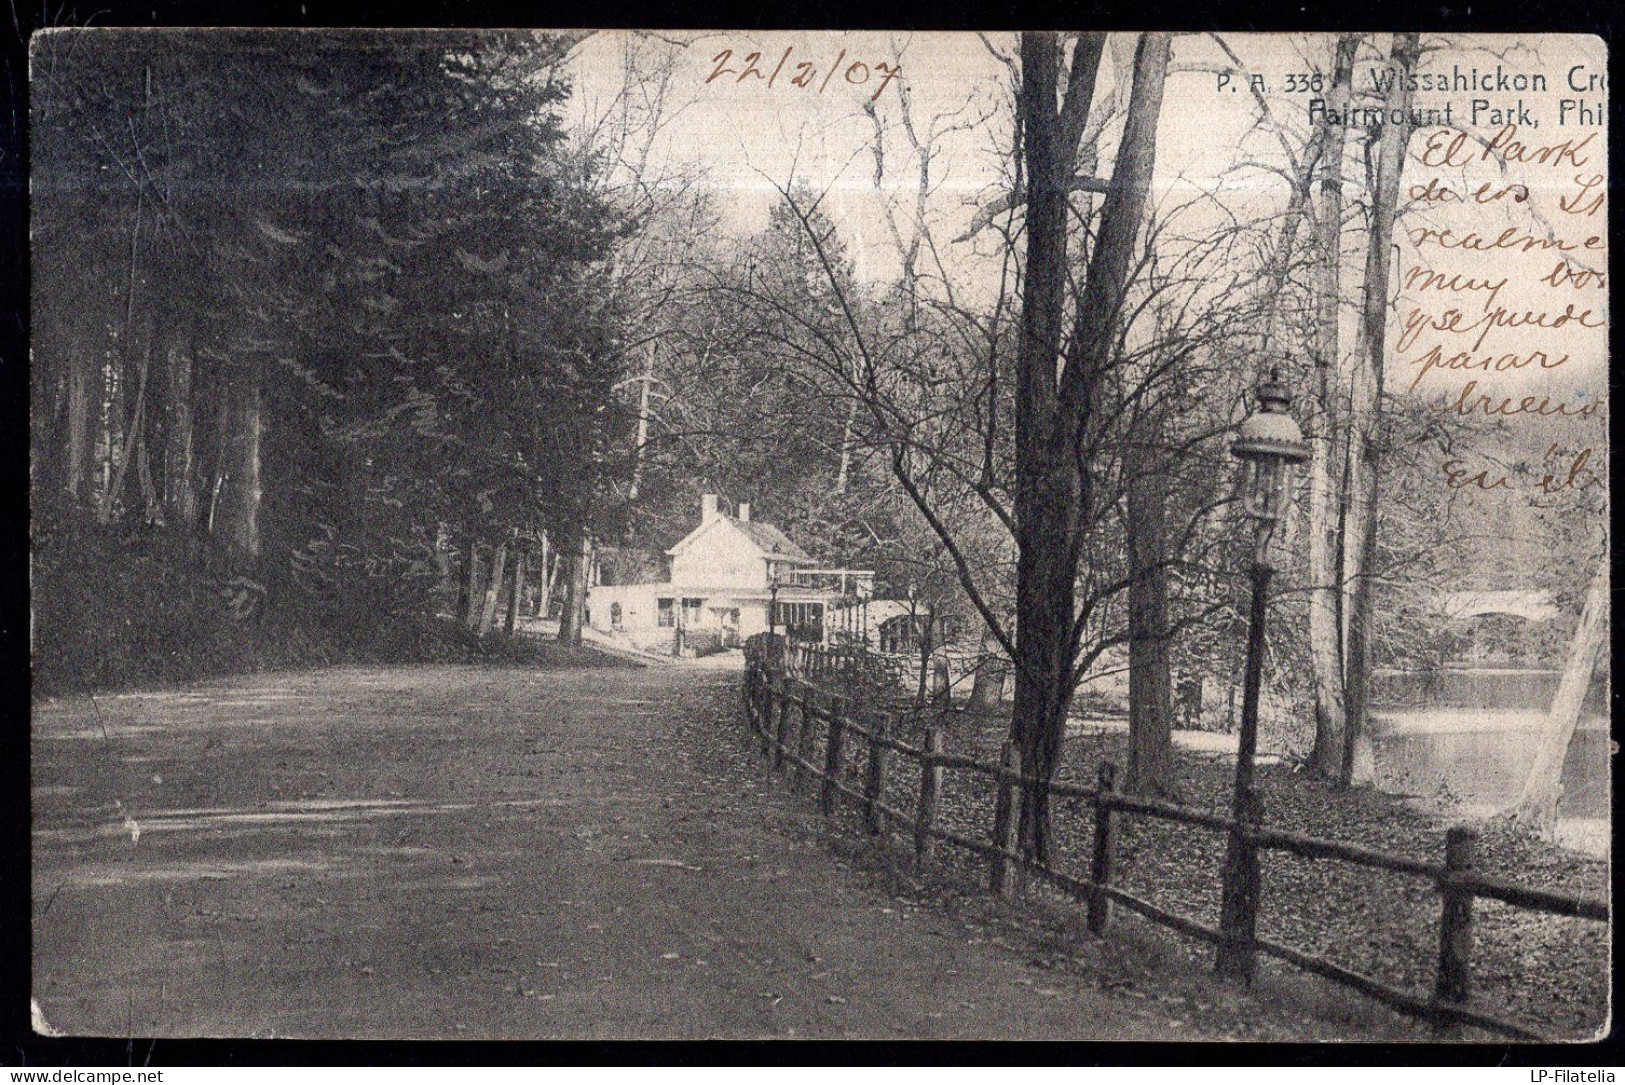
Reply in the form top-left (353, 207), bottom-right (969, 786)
top-left (216, 368), bottom-right (263, 565)
top-left (97, 352), bottom-right (120, 506)
top-left (95, 369), bottom-right (138, 525)
top-left (1012, 31), bottom-right (1170, 860)
top-left (162, 335), bottom-right (199, 530)
top-left (65, 354), bottom-right (91, 501)
top-left (98, 314), bottom-right (155, 526)
top-left (1125, 414), bottom-right (1175, 799)
top-left (1010, 33), bottom-right (1096, 864)
top-left (629, 369), bottom-right (651, 501)
top-left (462, 539), bottom-right (483, 629)
top-left (477, 542), bottom-right (507, 637)
top-left (434, 523), bottom-right (453, 599)
top-left (834, 397), bottom-right (859, 494)
top-left (537, 532), bottom-right (554, 617)
top-left (969, 627), bottom-right (1007, 710)
top-left (915, 604), bottom-right (935, 705)
top-left (1340, 33), bottom-right (1419, 788)
top-left (1307, 34), bottom-right (1359, 779)
top-left (505, 546), bottom-right (526, 637)
top-left (545, 547), bottom-right (561, 618)
top-left (135, 425), bottom-right (161, 525)
top-left (559, 532), bottom-right (589, 646)
top-left (1509, 555), bottom-right (1609, 832)
top-left (204, 390), bottom-right (228, 536)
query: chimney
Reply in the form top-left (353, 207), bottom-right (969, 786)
top-left (738, 502), bottom-right (751, 523)
top-left (701, 494), bottom-right (719, 524)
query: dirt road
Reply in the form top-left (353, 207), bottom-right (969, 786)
top-left (33, 662), bottom-right (1387, 1041)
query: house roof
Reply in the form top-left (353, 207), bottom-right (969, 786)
top-left (735, 519), bottom-right (814, 562)
top-left (665, 514), bottom-right (815, 564)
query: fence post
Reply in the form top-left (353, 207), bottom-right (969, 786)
top-left (990, 741), bottom-right (1023, 898)
top-left (1088, 761), bottom-right (1117, 935)
top-left (756, 663), bottom-right (773, 757)
top-left (1215, 786), bottom-right (1263, 984)
top-left (914, 720), bottom-right (944, 869)
top-left (773, 674), bottom-right (791, 772)
top-left (821, 695), bottom-right (847, 817)
top-left (1433, 826), bottom-right (1479, 1030)
top-left (863, 711), bottom-right (891, 834)
top-left (797, 685), bottom-right (820, 791)
top-left (754, 656), bottom-right (765, 725)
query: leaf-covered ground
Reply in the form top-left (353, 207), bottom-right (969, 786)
top-left (785, 690), bottom-right (1610, 1042)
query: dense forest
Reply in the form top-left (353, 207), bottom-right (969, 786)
top-left (32, 31), bottom-right (626, 691)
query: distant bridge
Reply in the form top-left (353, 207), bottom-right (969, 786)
top-left (1438, 589), bottom-right (1559, 624)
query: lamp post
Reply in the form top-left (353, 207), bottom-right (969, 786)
top-left (768, 570), bottom-right (781, 636)
top-left (1215, 369), bottom-right (1311, 983)
top-left (857, 574), bottom-right (872, 650)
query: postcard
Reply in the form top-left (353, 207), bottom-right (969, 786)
top-left (28, 29), bottom-right (1609, 1044)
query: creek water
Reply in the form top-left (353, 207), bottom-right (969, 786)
top-left (1369, 668), bottom-right (1612, 858)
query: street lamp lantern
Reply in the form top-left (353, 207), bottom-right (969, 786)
top-left (1230, 370), bottom-right (1311, 559)
top-left (1216, 367), bottom-right (1309, 985)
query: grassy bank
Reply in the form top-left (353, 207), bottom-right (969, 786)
top-left (32, 608), bottom-right (636, 701)
top-left (31, 508), bottom-right (633, 700)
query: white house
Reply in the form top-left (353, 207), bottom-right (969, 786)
top-left (587, 495), bottom-right (873, 656)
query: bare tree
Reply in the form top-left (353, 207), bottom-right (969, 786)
top-left (1340, 32), bottom-right (1421, 786)
top-left (685, 34), bottom-right (1271, 845)
top-left (1305, 35), bottom-right (1361, 779)
top-left (1510, 537), bottom-right (1608, 832)
top-left (1006, 31), bottom-right (1172, 856)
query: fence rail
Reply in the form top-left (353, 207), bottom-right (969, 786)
top-left (783, 640), bottom-right (906, 687)
top-left (740, 635), bottom-right (1606, 1042)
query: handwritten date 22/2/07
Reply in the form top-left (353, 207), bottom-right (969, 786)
top-left (706, 47), bottom-right (902, 102)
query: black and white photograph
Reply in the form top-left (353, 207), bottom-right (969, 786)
top-left (26, 27), bottom-right (1610, 1044)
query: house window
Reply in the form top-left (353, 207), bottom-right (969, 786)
top-left (657, 598), bottom-right (675, 627)
top-left (610, 602), bottom-right (623, 629)
top-left (683, 597), bottom-right (703, 626)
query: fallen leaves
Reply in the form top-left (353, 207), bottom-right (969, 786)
top-left (912, 712), bottom-right (1609, 1038)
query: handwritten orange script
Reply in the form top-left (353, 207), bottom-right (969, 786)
top-left (705, 47), bottom-right (902, 102)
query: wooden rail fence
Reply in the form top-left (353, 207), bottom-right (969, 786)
top-left (783, 640), bottom-right (904, 688)
top-left (741, 635), bottom-right (1607, 1042)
